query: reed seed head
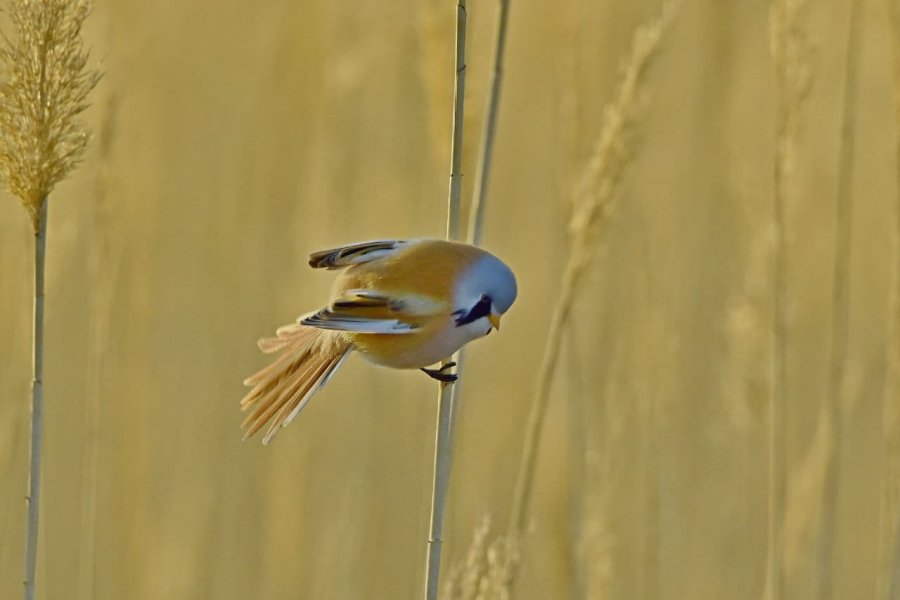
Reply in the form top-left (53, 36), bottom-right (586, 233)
top-left (0, 0), bottom-right (100, 231)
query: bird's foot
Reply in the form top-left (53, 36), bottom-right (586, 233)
top-left (421, 362), bottom-right (458, 383)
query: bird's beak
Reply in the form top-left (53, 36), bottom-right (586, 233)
top-left (488, 313), bottom-right (501, 331)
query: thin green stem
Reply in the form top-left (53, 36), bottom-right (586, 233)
top-left (24, 196), bottom-right (47, 600)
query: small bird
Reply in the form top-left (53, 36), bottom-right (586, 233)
top-left (240, 238), bottom-right (518, 444)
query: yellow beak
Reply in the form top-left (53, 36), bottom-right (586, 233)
top-left (488, 313), bottom-right (501, 331)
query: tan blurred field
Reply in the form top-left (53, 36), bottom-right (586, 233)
top-left (1, 0), bottom-right (899, 598)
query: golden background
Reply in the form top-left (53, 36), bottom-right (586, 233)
top-left (0, 0), bottom-right (897, 598)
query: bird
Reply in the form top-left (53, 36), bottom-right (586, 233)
top-left (240, 238), bottom-right (518, 444)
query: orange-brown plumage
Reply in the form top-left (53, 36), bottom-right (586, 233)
top-left (241, 238), bottom-right (517, 443)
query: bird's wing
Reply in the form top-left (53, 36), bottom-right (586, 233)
top-left (299, 288), bottom-right (443, 334)
top-left (308, 239), bottom-right (411, 270)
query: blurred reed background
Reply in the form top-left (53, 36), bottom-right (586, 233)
top-left (0, 0), bottom-right (898, 598)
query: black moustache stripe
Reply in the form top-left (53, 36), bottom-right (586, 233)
top-left (455, 297), bottom-right (492, 327)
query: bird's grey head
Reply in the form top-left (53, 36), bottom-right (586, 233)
top-left (454, 253), bottom-right (518, 330)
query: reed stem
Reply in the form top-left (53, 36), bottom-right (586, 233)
top-left (449, 0), bottom-right (512, 447)
top-left (424, 2), bottom-right (467, 599)
top-left (24, 196), bottom-right (47, 600)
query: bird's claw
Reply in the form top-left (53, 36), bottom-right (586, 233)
top-left (421, 363), bottom-right (458, 383)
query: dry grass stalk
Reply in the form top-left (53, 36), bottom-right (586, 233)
top-left (507, 1), bottom-right (677, 564)
top-left (425, 2), bottom-right (467, 599)
top-left (881, 2), bottom-right (900, 598)
top-left (815, 1), bottom-right (861, 597)
top-left (0, 1), bottom-right (100, 599)
top-left (766, 0), bottom-right (811, 597)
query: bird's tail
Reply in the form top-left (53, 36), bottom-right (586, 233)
top-left (241, 323), bottom-right (352, 444)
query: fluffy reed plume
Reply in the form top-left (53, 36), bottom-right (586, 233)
top-left (0, 0), bottom-right (100, 232)
top-left (880, 2), bottom-right (900, 597)
top-left (767, 0), bottom-right (811, 597)
top-left (425, 2), bottom-right (467, 599)
top-left (0, 1), bottom-right (100, 599)
top-left (508, 0), bottom-right (676, 560)
top-left (441, 517), bottom-right (516, 600)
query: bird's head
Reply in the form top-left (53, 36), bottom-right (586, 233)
top-left (453, 253), bottom-right (517, 335)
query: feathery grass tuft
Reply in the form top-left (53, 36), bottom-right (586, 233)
top-left (508, 0), bottom-right (677, 558)
top-left (0, 0), bottom-right (100, 232)
top-left (441, 517), bottom-right (516, 600)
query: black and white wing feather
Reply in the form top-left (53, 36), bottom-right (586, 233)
top-left (300, 289), bottom-right (433, 334)
top-left (308, 239), bottom-right (411, 270)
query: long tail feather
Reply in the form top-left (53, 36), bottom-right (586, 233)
top-left (241, 325), bottom-right (352, 444)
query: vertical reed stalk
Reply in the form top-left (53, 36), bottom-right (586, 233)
top-left (437, 4), bottom-right (513, 594)
top-left (24, 197), bottom-right (47, 600)
top-left (767, 1), bottom-right (810, 596)
top-left (448, 0), bottom-right (512, 439)
top-left (815, 1), bottom-right (860, 596)
top-left (0, 1), bottom-right (100, 598)
top-left (424, 2), bottom-right (466, 599)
